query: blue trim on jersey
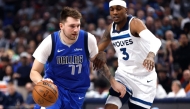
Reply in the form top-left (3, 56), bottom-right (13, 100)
top-left (126, 86), bottom-right (132, 94)
top-left (130, 97), bottom-right (152, 106)
top-left (111, 34), bottom-right (130, 40)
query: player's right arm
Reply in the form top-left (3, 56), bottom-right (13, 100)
top-left (98, 24), bottom-right (112, 51)
top-left (99, 64), bottom-right (126, 98)
top-left (30, 35), bottom-right (52, 84)
top-left (93, 24), bottom-right (112, 70)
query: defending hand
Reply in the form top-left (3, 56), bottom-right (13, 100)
top-left (111, 80), bottom-right (126, 98)
top-left (93, 51), bottom-right (107, 70)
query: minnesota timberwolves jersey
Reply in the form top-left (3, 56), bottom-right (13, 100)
top-left (45, 30), bottom-right (90, 93)
top-left (110, 15), bottom-right (155, 76)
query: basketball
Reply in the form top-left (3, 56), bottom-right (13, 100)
top-left (32, 81), bottom-right (58, 107)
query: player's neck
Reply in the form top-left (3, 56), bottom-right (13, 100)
top-left (116, 16), bottom-right (128, 31)
top-left (60, 31), bottom-right (77, 45)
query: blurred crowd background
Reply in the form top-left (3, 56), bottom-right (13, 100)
top-left (0, 0), bottom-right (190, 109)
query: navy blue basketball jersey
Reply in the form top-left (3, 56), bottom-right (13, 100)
top-left (45, 30), bottom-right (90, 93)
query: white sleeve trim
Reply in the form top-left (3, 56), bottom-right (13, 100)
top-left (33, 35), bottom-right (52, 64)
top-left (87, 32), bottom-right (98, 59)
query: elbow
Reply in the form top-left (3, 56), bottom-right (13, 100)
top-left (30, 69), bottom-right (35, 81)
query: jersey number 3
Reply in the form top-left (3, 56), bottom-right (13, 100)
top-left (120, 48), bottom-right (129, 60)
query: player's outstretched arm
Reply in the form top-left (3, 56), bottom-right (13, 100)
top-left (93, 24), bottom-right (112, 70)
top-left (98, 64), bottom-right (126, 98)
top-left (130, 18), bottom-right (161, 71)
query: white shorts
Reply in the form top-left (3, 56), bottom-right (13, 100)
top-left (106, 70), bottom-right (157, 109)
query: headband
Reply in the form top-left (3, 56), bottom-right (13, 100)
top-left (109, 0), bottom-right (127, 8)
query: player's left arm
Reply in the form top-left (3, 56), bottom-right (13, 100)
top-left (130, 18), bottom-right (161, 71)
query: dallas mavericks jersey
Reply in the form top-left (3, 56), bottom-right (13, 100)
top-left (45, 30), bottom-right (90, 93)
top-left (110, 15), bottom-right (155, 76)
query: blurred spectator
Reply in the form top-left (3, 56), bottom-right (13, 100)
top-left (185, 83), bottom-right (190, 93)
top-left (181, 9), bottom-right (190, 29)
top-left (106, 47), bottom-right (118, 73)
top-left (8, 31), bottom-right (17, 52)
top-left (181, 69), bottom-right (190, 88)
top-left (182, 22), bottom-right (190, 41)
top-left (136, 9), bottom-right (146, 23)
top-left (170, 0), bottom-right (182, 18)
top-left (128, 8), bottom-right (135, 16)
top-left (0, 29), bottom-right (9, 51)
top-left (175, 33), bottom-right (190, 71)
top-left (87, 23), bottom-right (96, 35)
top-left (13, 52), bottom-right (32, 101)
top-left (0, 54), bottom-right (10, 80)
top-left (155, 79), bottom-right (167, 99)
top-left (157, 68), bottom-right (172, 93)
top-left (23, 82), bottom-right (35, 109)
top-left (171, 17), bottom-right (181, 39)
top-left (186, 91), bottom-right (190, 97)
top-left (0, 91), bottom-right (8, 109)
top-left (165, 30), bottom-right (178, 41)
top-left (145, 16), bottom-right (155, 33)
top-left (167, 80), bottom-right (186, 98)
top-left (5, 80), bottom-right (24, 109)
top-left (95, 18), bottom-right (106, 37)
top-left (2, 65), bottom-right (13, 83)
top-left (161, 16), bottom-right (172, 34)
top-left (86, 77), bottom-right (110, 98)
top-left (171, 64), bottom-right (183, 81)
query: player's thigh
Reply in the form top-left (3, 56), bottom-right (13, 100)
top-left (128, 72), bottom-right (157, 109)
top-left (69, 91), bottom-right (86, 108)
top-left (105, 87), bottom-right (130, 109)
top-left (45, 97), bottom-right (62, 109)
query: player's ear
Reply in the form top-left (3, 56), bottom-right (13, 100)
top-left (59, 23), bottom-right (64, 29)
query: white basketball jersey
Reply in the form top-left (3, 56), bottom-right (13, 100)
top-left (110, 15), bottom-right (155, 76)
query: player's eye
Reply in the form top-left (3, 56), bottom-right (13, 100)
top-left (116, 7), bottom-right (122, 11)
top-left (110, 8), bottom-right (114, 11)
top-left (70, 25), bottom-right (75, 28)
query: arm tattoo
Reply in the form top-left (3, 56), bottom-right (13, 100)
top-left (98, 64), bottom-right (113, 81)
top-left (98, 28), bottom-right (111, 45)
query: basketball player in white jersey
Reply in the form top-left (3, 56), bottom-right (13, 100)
top-left (93, 0), bottom-right (161, 109)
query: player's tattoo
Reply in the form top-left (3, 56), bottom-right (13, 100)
top-left (98, 64), bottom-right (113, 81)
top-left (98, 28), bottom-right (111, 45)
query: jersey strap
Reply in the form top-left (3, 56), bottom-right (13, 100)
top-left (84, 31), bottom-right (89, 59)
top-left (47, 33), bottom-right (55, 62)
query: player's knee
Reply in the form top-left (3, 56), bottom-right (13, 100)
top-left (105, 104), bottom-right (118, 109)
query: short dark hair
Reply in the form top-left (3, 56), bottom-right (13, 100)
top-left (60, 7), bottom-right (82, 22)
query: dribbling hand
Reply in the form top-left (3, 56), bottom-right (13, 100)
top-left (37, 78), bottom-right (54, 84)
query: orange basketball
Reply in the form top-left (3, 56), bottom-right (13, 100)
top-left (32, 81), bottom-right (58, 107)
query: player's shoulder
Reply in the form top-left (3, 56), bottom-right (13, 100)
top-left (130, 17), bottom-right (143, 25)
top-left (44, 34), bottom-right (52, 42)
